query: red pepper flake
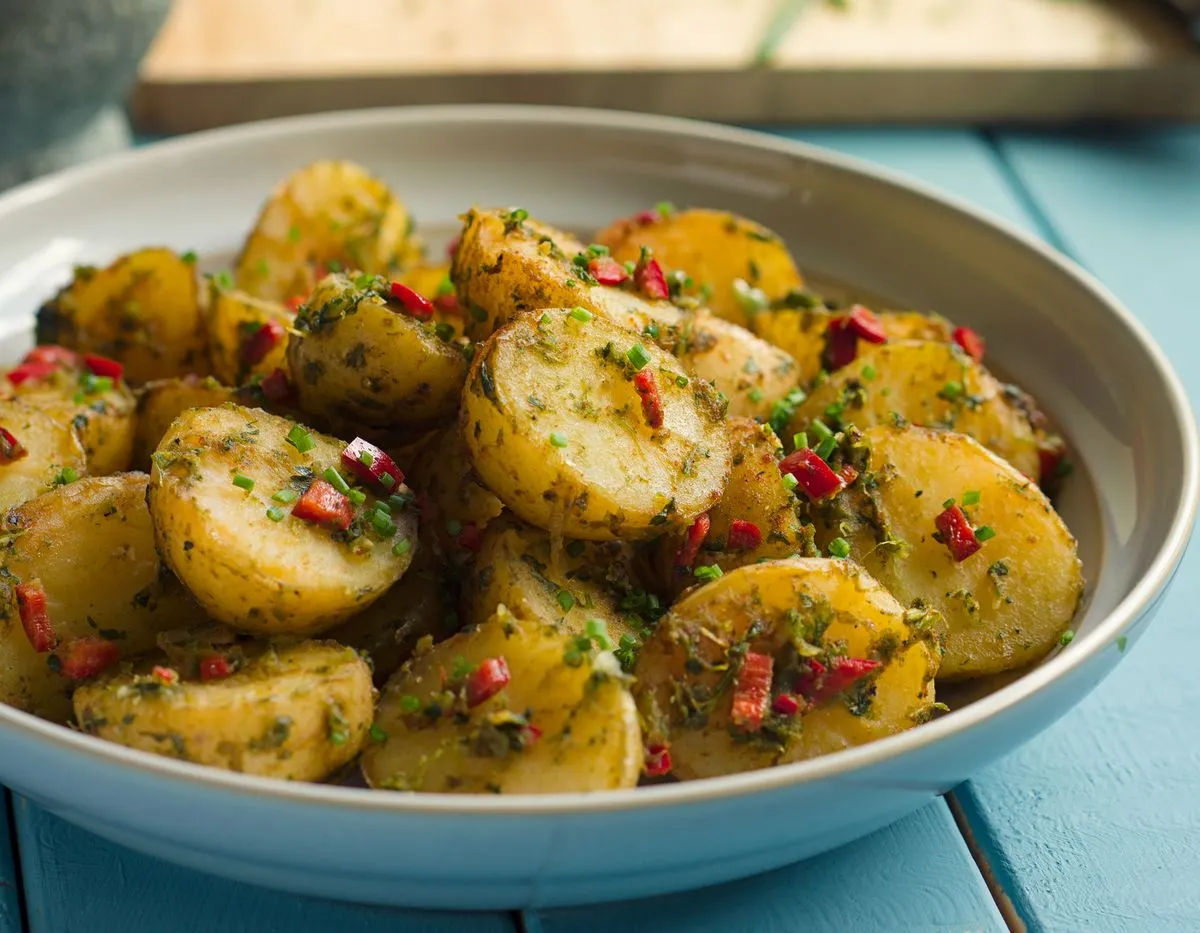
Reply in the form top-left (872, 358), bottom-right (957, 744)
top-left (633, 369), bottom-right (664, 429)
top-left (433, 293), bottom-right (460, 315)
top-left (57, 637), bottom-right (121, 681)
top-left (935, 504), bottom-right (981, 562)
top-left (83, 353), bottom-right (124, 382)
top-left (794, 656), bottom-right (881, 707)
top-left (730, 651), bottom-right (774, 732)
top-left (634, 254), bottom-right (669, 301)
top-left (1037, 437), bottom-right (1067, 489)
top-left (292, 479), bottom-right (354, 531)
top-left (726, 519), bottom-right (763, 550)
top-left (23, 346), bottom-right (78, 368)
top-left (952, 326), bottom-right (986, 364)
top-left (458, 522), bottom-right (484, 552)
top-left (6, 361), bottom-right (59, 386)
top-left (589, 255), bottom-right (629, 286)
top-left (198, 654), bottom-right (233, 681)
top-left (285, 295), bottom-right (307, 313)
top-left (644, 743), bottom-right (672, 777)
top-left (633, 208), bottom-right (664, 226)
top-left (340, 437), bottom-right (405, 492)
top-left (465, 656), bottom-right (510, 707)
top-left (152, 665), bottom-right (179, 685)
top-left (522, 723), bottom-right (542, 746)
top-left (771, 693), bottom-right (801, 717)
top-left (0, 427), bottom-right (28, 465)
top-left (845, 305), bottom-right (887, 343)
top-left (824, 305), bottom-right (887, 370)
top-left (389, 281), bottom-right (435, 321)
top-left (838, 464), bottom-right (859, 486)
top-left (779, 448), bottom-right (845, 502)
top-left (15, 581), bottom-right (55, 653)
top-left (675, 513), bottom-right (711, 567)
top-left (239, 320), bottom-right (286, 369)
top-left (258, 368), bottom-right (297, 405)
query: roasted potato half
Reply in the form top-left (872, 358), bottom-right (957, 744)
top-left (362, 605), bottom-right (641, 793)
top-left (35, 248), bottom-right (208, 383)
top-left (811, 425), bottom-right (1083, 679)
top-left (633, 557), bottom-right (939, 780)
top-left (206, 286), bottom-right (294, 386)
top-left (462, 307), bottom-right (731, 540)
top-left (133, 375), bottom-right (236, 470)
top-left (0, 398), bottom-right (87, 510)
top-left (74, 640), bottom-right (374, 781)
top-left (0, 474), bottom-right (207, 721)
top-left (148, 404), bottom-right (418, 636)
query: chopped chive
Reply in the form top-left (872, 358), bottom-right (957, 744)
top-left (446, 519), bottom-right (463, 536)
top-left (748, 388), bottom-right (764, 403)
top-left (380, 472), bottom-right (396, 489)
top-left (392, 538), bottom-right (412, 557)
top-left (348, 489), bottom-right (366, 505)
top-left (265, 506), bottom-right (285, 522)
top-left (585, 618), bottom-right (613, 651)
top-left (272, 488), bottom-right (298, 504)
top-left (232, 473), bottom-right (255, 492)
top-left (286, 425), bottom-right (315, 453)
top-left (322, 467), bottom-right (350, 494)
top-left (399, 694), bottom-right (421, 713)
top-left (623, 259), bottom-right (636, 275)
top-left (809, 420), bottom-right (833, 442)
top-left (587, 243), bottom-right (610, 257)
top-left (732, 279), bottom-right (769, 314)
top-left (815, 436), bottom-right (837, 460)
top-left (655, 200), bottom-right (675, 217)
top-left (694, 564), bottom-right (723, 582)
top-left (549, 432), bottom-right (569, 448)
top-left (569, 307), bottom-right (594, 323)
top-left (793, 432), bottom-right (809, 451)
top-left (388, 493), bottom-right (412, 512)
top-left (358, 449), bottom-right (374, 466)
top-left (539, 312), bottom-right (552, 328)
top-left (371, 512), bottom-right (397, 537)
top-left (180, 250), bottom-right (197, 264)
top-left (1060, 629), bottom-right (1075, 646)
top-left (53, 466), bottom-right (79, 486)
top-left (941, 381), bottom-right (964, 399)
top-left (861, 364), bottom-right (878, 381)
top-left (287, 224), bottom-right (302, 243)
top-left (326, 260), bottom-right (343, 273)
top-left (961, 490), bottom-right (981, 506)
top-left (556, 590), bottom-right (576, 613)
top-left (354, 272), bottom-right (377, 290)
top-left (827, 537), bottom-right (851, 559)
top-left (782, 473), bottom-right (799, 491)
top-left (369, 724), bottom-right (388, 743)
top-left (943, 498), bottom-right (957, 509)
top-left (626, 343), bottom-right (652, 371)
top-left (975, 525), bottom-right (997, 542)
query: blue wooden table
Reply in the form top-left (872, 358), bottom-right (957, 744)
top-left (3, 123), bottom-right (1198, 933)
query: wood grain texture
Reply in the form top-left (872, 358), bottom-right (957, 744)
top-left (952, 127), bottom-right (1200, 933)
top-left (0, 793), bottom-right (22, 933)
top-left (11, 796), bottom-right (517, 933)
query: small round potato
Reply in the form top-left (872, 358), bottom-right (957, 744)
top-left (462, 308), bottom-right (732, 540)
top-left (132, 375), bottom-right (236, 470)
top-left (206, 286), bottom-right (294, 386)
top-left (148, 403), bottom-right (418, 636)
top-left (74, 640), bottom-right (375, 782)
top-left (0, 398), bottom-right (87, 510)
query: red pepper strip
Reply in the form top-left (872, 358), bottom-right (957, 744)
top-left (446, 235), bottom-right (461, 260)
top-left (15, 581), bottom-right (55, 653)
top-left (523, 724), bottom-right (543, 746)
top-left (258, 368), bottom-right (297, 405)
top-left (823, 317), bottom-right (859, 370)
top-left (771, 693), bottom-right (801, 717)
top-left (389, 281), bottom-right (435, 321)
top-left (589, 255), bottom-right (629, 286)
top-left (1037, 437), bottom-right (1067, 489)
top-left (779, 448), bottom-right (845, 502)
top-left (794, 656), bottom-right (881, 707)
top-left (433, 293), bottom-right (460, 315)
top-left (152, 665), bottom-right (179, 685)
top-left (633, 369), bottom-right (664, 429)
top-left (57, 637), bottom-right (121, 681)
top-left (292, 479), bottom-right (354, 531)
top-left (726, 519), bottom-right (763, 550)
top-left (458, 522), bottom-right (484, 552)
top-left (935, 504), bottom-right (981, 562)
top-left (199, 654), bottom-right (233, 681)
top-left (285, 295), bottom-right (306, 313)
top-left (0, 426), bottom-right (28, 465)
top-left (341, 437), bottom-right (405, 492)
top-left (83, 353), bottom-right (124, 382)
top-left (634, 208), bottom-right (664, 226)
top-left (952, 326), bottom-right (986, 364)
top-left (845, 305), bottom-right (887, 343)
top-left (465, 657), bottom-right (510, 707)
top-left (644, 743), bottom-right (672, 777)
top-left (730, 651), bottom-right (774, 732)
top-left (634, 255), bottom-right (670, 300)
top-left (6, 361), bottom-right (59, 386)
top-left (23, 345), bottom-right (78, 368)
top-left (838, 464), bottom-right (859, 486)
top-left (675, 513), bottom-right (711, 567)
top-left (239, 320), bottom-right (286, 368)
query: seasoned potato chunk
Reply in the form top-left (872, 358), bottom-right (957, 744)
top-left (148, 404), bottom-right (417, 636)
top-left (74, 640), bottom-right (374, 781)
top-left (132, 375), bottom-right (236, 470)
top-left (206, 286), bottom-right (294, 386)
top-left (462, 308), bottom-right (731, 540)
top-left (0, 398), bottom-right (87, 509)
top-left (811, 425), bottom-right (1083, 679)
top-left (402, 425), bottom-right (503, 556)
top-left (0, 474), bottom-right (207, 721)
top-left (634, 558), bottom-right (939, 780)
top-left (362, 605), bottom-right (640, 793)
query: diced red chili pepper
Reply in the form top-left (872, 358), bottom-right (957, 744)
top-left (523, 723), bottom-right (542, 746)
top-left (285, 295), bottom-right (307, 313)
top-left (433, 293), bottom-right (459, 315)
top-left (152, 665), bottom-right (179, 685)
top-left (83, 353), bottom-right (124, 382)
top-left (446, 235), bottom-right (461, 259)
top-left (15, 581), bottom-right (55, 653)
top-left (0, 427), bottom-right (28, 465)
top-left (633, 208), bottom-right (663, 226)
top-left (57, 637), bottom-right (121, 681)
top-left (6, 361), bottom-right (60, 386)
top-left (779, 448), bottom-right (845, 501)
top-left (589, 255), bottom-right (629, 286)
top-left (675, 513), bottom-right (711, 567)
top-left (731, 651), bottom-right (774, 732)
top-left (258, 368), bottom-right (297, 405)
top-left (935, 504), bottom-right (981, 562)
top-left (1037, 437), bottom-right (1067, 489)
top-left (23, 345), bottom-right (78, 368)
top-left (340, 437), bottom-right (405, 492)
top-left (292, 479), bottom-right (354, 531)
top-left (838, 464), bottom-right (859, 486)
top-left (952, 326), bottom-right (986, 364)
top-left (239, 320), bottom-right (286, 369)
top-left (465, 656), bottom-right (510, 707)
top-left (633, 369), bottom-right (664, 429)
top-left (198, 654), bottom-right (233, 681)
top-left (644, 743), bottom-right (672, 777)
top-left (634, 255), bottom-right (670, 301)
top-left (726, 519), bottom-right (763, 550)
top-left (389, 281), bottom-right (435, 321)
top-left (458, 522), bottom-right (484, 552)
top-left (823, 317), bottom-right (859, 370)
top-left (794, 656), bottom-right (881, 707)
top-left (771, 693), bottom-right (801, 717)
top-left (845, 305), bottom-right (887, 344)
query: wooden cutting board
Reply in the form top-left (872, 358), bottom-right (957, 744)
top-left (132, 0), bottom-right (1200, 133)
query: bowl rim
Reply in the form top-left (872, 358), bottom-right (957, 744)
top-left (0, 103), bottom-right (1195, 816)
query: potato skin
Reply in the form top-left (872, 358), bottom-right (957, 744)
top-left (74, 641), bottom-right (374, 782)
top-left (35, 248), bottom-right (208, 383)
top-left (812, 425), bottom-right (1083, 679)
top-left (0, 474), bottom-right (207, 721)
top-left (462, 307), bottom-right (732, 540)
top-left (148, 404), bottom-right (417, 636)
top-left (634, 557), bottom-right (939, 780)
top-left (0, 398), bottom-right (87, 510)
top-left (206, 286), bottom-right (294, 386)
top-left (132, 375), bottom-right (236, 470)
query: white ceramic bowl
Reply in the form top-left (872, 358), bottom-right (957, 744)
top-left (0, 106), bottom-right (1193, 910)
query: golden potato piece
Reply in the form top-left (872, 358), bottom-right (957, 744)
top-left (0, 398), bottom-right (87, 510)
top-left (234, 160), bottom-right (419, 303)
top-left (811, 425), bottom-right (1084, 679)
top-left (362, 606), bottom-right (640, 793)
top-left (0, 474), bottom-right (207, 721)
top-left (634, 557), bottom-right (939, 780)
top-left (133, 375), bottom-right (236, 470)
top-left (74, 640), bottom-right (374, 782)
top-left (148, 404), bottom-right (417, 636)
top-left (205, 286), bottom-right (294, 386)
top-left (462, 308), bottom-right (731, 540)
top-left (35, 248), bottom-right (208, 383)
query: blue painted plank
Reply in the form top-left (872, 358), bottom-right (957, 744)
top-left (12, 796), bottom-right (516, 933)
top-left (0, 793), bottom-right (22, 933)
top-left (526, 801), bottom-right (1005, 933)
top-left (950, 128), bottom-right (1200, 933)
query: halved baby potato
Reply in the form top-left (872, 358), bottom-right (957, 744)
top-left (132, 375), bottom-right (236, 470)
top-left (206, 286), bottom-right (294, 386)
top-left (0, 398), bottom-right (87, 510)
